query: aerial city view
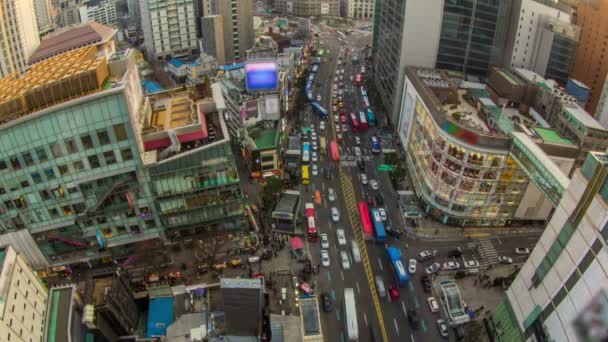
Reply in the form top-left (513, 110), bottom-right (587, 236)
top-left (0, 0), bottom-right (607, 341)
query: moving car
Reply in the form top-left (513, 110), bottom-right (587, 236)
top-left (351, 240), bottom-right (361, 263)
top-left (443, 261), bottom-right (460, 270)
top-left (418, 250), bottom-right (437, 262)
top-left (425, 262), bottom-right (441, 275)
top-left (499, 256), bottom-right (513, 264)
top-left (312, 152), bottom-right (318, 162)
top-left (378, 208), bottom-right (387, 221)
top-left (370, 180), bottom-right (379, 190)
top-left (334, 115), bottom-right (340, 123)
top-left (336, 133), bottom-right (343, 142)
top-left (360, 173), bottom-right (368, 185)
top-left (407, 309), bottom-right (420, 329)
top-left (317, 95), bottom-right (322, 101)
top-left (375, 276), bottom-right (386, 297)
top-left (354, 147), bottom-right (362, 157)
top-left (333, 105), bottom-right (338, 112)
top-left (312, 164), bottom-right (318, 176)
top-left (324, 167), bottom-right (332, 179)
top-left (319, 121), bottom-right (325, 131)
top-left (357, 158), bottom-right (366, 171)
top-left (448, 248), bottom-right (463, 258)
top-left (388, 285), bottom-right (400, 300)
top-left (385, 225), bottom-right (401, 239)
top-left (421, 275), bottom-right (432, 292)
top-left (331, 207), bottom-right (340, 222)
top-left (312, 141), bottom-right (318, 151)
top-left (427, 297), bottom-right (439, 313)
top-left (354, 136), bottom-right (361, 145)
top-left (328, 188), bottom-right (336, 202)
top-left (340, 114), bottom-right (347, 123)
top-left (464, 260), bottom-right (480, 269)
top-left (321, 250), bottom-right (330, 267)
top-left (320, 233), bottom-right (329, 249)
top-left (515, 247), bottom-right (530, 255)
top-left (437, 319), bottom-right (449, 338)
top-left (408, 259), bottom-right (417, 274)
top-left (341, 124), bottom-right (348, 133)
top-left (321, 293), bottom-right (333, 312)
top-left (340, 251), bottom-right (350, 270)
top-left (336, 229), bottom-right (347, 246)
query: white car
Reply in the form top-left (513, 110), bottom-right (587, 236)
top-left (354, 136), bottom-right (361, 145)
top-left (320, 122), bottom-right (325, 131)
top-left (328, 188), bottom-right (336, 202)
top-left (408, 259), bottom-right (417, 274)
top-left (351, 240), bottom-right (361, 263)
top-left (338, 89), bottom-right (343, 95)
top-left (427, 297), bottom-right (439, 313)
top-left (340, 251), bottom-right (350, 270)
top-left (311, 132), bottom-right (317, 140)
top-left (499, 256), bottom-right (513, 264)
top-left (341, 124), bottom-right (348, 133)
top-left (437, 319), bottom-right (448, 337)
top-left (355, 147), bottom-right (362, 157)
top-left (425, 262), bottom-right (441, 275)
top-left (370, 180), bottom-right (379, 190)
top-left (321, 250), bottom-right (330, 267)
top-left (331, 207), bottom-right (340, 222)
top-left (336, 229), bottom-right (347, 246)
top-left (320, 233), bottom-right (329, 249)
top-left (333, 105), bottom-right (338, 112)
top-left (312, 152), bottom-right (318, 162)
top-left (515, 248), bottom-right (530, 255)
top-left (317, 95), bottom-right (322, 101)
top-left (378, 208), bottom-right (387, 221)
top-left (360, 173), bottom-right (368, 185)
top-left (312, 164), bottom-right (318, 176)
top-left (334, 115), bottom-right (340, 123)
top-left (443, 261), bottom-right (460, 270)
top-left (312, 141), bottom-right (318, 151)
top-left (464, 260), bottom-right (480, 269)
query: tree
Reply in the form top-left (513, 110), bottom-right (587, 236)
top-left (262, 176), bottom-right (284, 209)
top-left (463, 320), bottom-right (484, 342)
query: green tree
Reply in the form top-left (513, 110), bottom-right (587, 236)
top-left (262, 176), bottom-right (284, 209)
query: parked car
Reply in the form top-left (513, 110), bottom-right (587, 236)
top-left (370, 180), bottom-right (379, 190)
top-left (448, 248), bottom-right (463, 258)
top-left (321, 293), bottom-right (333, 312)
top-left (443, 261), bottom-right (460, 270)
top-left (375, 276), bottom-right (386, 297)
top-left (334, 115), bottom-right (340, 123)
top-left (336, 229), bottom-right (347, 246)
top-left (437, 319), bottom-right (449, 338)
top-left (375, 194), bottom-right (384, 205)
top-left (321, 250), bottom-right (330, 267)
top-left (385, 225), bottom-right (401, 239)
top-left (418, 250), bottom-right (438, 262)
top-left (464, 260), bottom-right (480, 269)
top-left (331, 207), bottom-right (340, 222)
top-left (408, 259), bottom-right (417, 274)
top-left (425, 262), bottom-right (441, 275)
top-left (515, 247), bottom-right (530, 255)
top-left (499, 256), bottom-right (513, 264)
top-left (340, 251), bottom-right (350, 270)
top-left (360, 173), bottom-right (368, 185)
top-left (324, 167), bottom-right (332, 179)
top-left (341, 124), bottom-right (348, 133)
top-left (320, 233), bottom-right (329, 249)
top-left (427, 297), bottom-right (439, 313)
top-left (337, 133), bottom-right (343, 142)
top-left (340, 114), bottom-right (347, 123)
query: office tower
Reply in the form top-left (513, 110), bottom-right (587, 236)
top-left (79, 0), bottom-right (119, 26)
top-left (33, 0), bottom-right (55, 35)
top-left (530, 18), bottom-right (580, 85)
top-left (140, 0), bottom-right (199, 60)
top-left (373, 0), bottom-right (511, 125)
top-left (344, 0), bottom-right (375, 19)
top-left (201, 15), bottom-right (226, 65)
top-left (491, 151), bottom-right (608, 341)
top-left (275, 0), bottom-right (340, 17)
top-left (212, 0), bottom-right (254, 62)
top-left (221, 278), bottom-right (263, 337)
top-left (0, 246), bottom-right (48, 342)
top-left (58, 0), bottom-right (83, 27)
top-left (127, 0), bottom-right (141, 25)
top-left (572, 0), bottom-right (608, 116)
top-left (199, 0), bottom-right (213, 16)
top-left (0, 0), bottom-right (41, 77)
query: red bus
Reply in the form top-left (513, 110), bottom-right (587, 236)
top-left (305, 203), bottom-right (318, 242)
top-left (330, 140), bottom-right (340, 161)
top-left (355, 74), bottom-right (362, 87)
top-left (349, 112), bottom-right (360, 132)
top-left (358, 202), bottom-right (374, 240)
top-left (358, 111), bottom-right (369, 130)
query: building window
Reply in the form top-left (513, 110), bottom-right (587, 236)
top-left (81, 134), bottom-right (94, 149)
top-left (121, 148), bottom-right (133, 161)
top-left (114, 124), bottom-right (128, 141)
top-left (65, 139), bottom-right (78, 154)
top-left (50, 142), bottom-right (63, 158)
top-left (58, 165), bottom-right (70, 176)
top-left (73, 160), bottom-right (85, 171)
top-left (97, 129), bottom-right (110, 145)
top-left (103, 151), bottom-right (116, 165)
top-left (20, 180), bottom-right (29, 189)
top-left (39, 190), bottom-right (51, 201)
top-left (22, 152), bottom-right (34, 166)
top-left (31, 172), bottom-right (42, 184)
top-left (88, 155), bottom-right (100, 168)
top-left (44, 168), bottom-right (55, 180)
top-left (35, 148), bottom-right (48, 163)
top-left (48, 208), bottom-right (59, 218)
top-left (10, 156), bottom-right (21, 170)
top-left (62, 206), bottom-right (73, 216)
top-left (0, 160), bottom-right (6, 171)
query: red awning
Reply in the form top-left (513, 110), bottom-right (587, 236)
top-left (290, 237), bottom-right (304, 250)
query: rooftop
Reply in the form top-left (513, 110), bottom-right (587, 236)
top-left (533, 127), bottom-right (575, 146)
top-left (248, 122), bottom-right (279, 150)
top-left (0, 46), bottom-right (110, 124)
top-left (563, 103), bottom-right (605, 130)
top-left (440, 280), bottom-right (470, 325)
top-left (45, 286), bottom-right (76, 342)
top-left (30, 22), bottom-right (117, 64)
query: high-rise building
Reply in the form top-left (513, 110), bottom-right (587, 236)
top-left (572, 0), bottom-right (608, 116)
top-left (211, 0), bottom-right (254, 62)
top-left (344, 0), bottom-right (374, 19)
top-left (0, 245), bottom-right (48, 342)
top-left (140, 0), bottom-right (199, 60)
top-left (373, 0), bottom-right (511, 125)
top-left (274, 0), bottom-right (340, 17)
top-left (127, 0), bottom-right (141, 25)
top-left (0, 0), bottom-right (41, 77)
top-left (33, 0), bottom-right (55, 35)
top-left (530, 18), bottom-right (580, 85)
top-left (79, 0), bottom-right (119, 26)
top-left (58, 0), bottom-right (83, 27)
top-left (221, 278), bottom-right (264, 337)
top-left (201, 15), bottom-right (226, 65)
top-left (491, 151), bottom-right (608, 341)
top-left (198, 0), bottom-right (213, 16)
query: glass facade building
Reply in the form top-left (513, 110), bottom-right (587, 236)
top-left (544, 34), bottom-right (578, 85)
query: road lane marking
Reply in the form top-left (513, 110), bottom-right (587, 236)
top-left (408, 282), bottom-right (414, 292)
top-left (378, 258), bottom-right (383, 270)
top-left (421, 319), bottom-right (427, 332)
top-left (401, 301), bottom-right (407, 316)
top-left (410, 333), bottom-right (415, 342)
top-left (340, 271), bottom-right (344, 281)
top-left (363, 312), bottom-right (368, 326)
top-left (356, 281), bottom-right (360, 294)
top-left (393, 318), bottom-right (400, 336)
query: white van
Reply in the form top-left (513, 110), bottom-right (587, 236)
top-left (375, 276), bottom-right (386, 297)
top-left (351, 240), bottom-right (361, 263)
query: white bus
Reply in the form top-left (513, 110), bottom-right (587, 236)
top-left (344, 288), bottom-right (358, 341)
top-left (302, 142), bottom-right (311, 163)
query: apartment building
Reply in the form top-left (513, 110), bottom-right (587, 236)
top-left (33, 0), bottom-right (54, 35)
top-left (0, 0), bottom-right (40, 77)
top-left (79, 0), bottom-right (119, 26)
top-left (211, 0), bottom-right (254, 63)
top-left (275, 0), bottom-right (340, 17)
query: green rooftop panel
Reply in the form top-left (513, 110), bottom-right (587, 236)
top-left (250, 125), bottom-right (279, 150)
top-left (533, 127), bottom-right (575, 146)
top-left (498, 69), bottom-right (523, 86)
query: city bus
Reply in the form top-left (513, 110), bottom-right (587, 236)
top-left (301, 165), bottom-right (310, 185)
top-left (370, 136), bottom-right (381, 154)
top-left (387, 247), bottom-right (409, 287)
top-left (305, 203), bottom-right (318, 242)
top-left (311, 102), bottom-right (329, 119)
top-left (362, 94), bottom-right (371, 108)
top-left (367, 108), bottom-right (376, 125)
top-left (355, 74), bottom-right (362, 87)
top-left (330, 140), bottom-right (340, 161)
top-left (344, 288), bottom-right (358, 341)
top-left (358, 111), bottom-right (369, 130)
top-left (302, 142), bottom-right (310, 163)
top-left (349, 112), bottom-right (360, 132)
top-left (371, 208), bottom-right (387, 243)
top-left (358, 202), bottom-right (374, 240)
top-left (320, 137), bottom-right (326, 155)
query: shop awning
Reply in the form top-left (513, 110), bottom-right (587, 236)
top-left (290, 237), bottom-right (304, 250)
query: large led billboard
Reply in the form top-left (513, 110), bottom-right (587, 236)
top-left (246, 61), bottom-right (279, 91)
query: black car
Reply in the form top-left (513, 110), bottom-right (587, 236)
top-left (321, 293), bottom-right (333, 312)
top-left (385, 226), bottom-right (402, 239)
top-left (324, 167), bottom-right (332, 179)
top-left (448, 247), bottom-right (463, 258)
top-left (407, 309), bottom-right (420, 329)
top-left (421, 275), bottom-right (432, 292)
top-left (357, 158), bottom-right (366, 171)
top-left (375, 193), bottom-right (384, 205)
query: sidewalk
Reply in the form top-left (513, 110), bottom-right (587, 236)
top-left (408, 217), bottom-right (545, 241)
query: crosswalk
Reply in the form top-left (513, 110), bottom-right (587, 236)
top-left (468, 238), bottom-right (499, 267)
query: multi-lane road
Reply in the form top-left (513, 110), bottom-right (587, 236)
top-left (299, 24), bottom-right (541, 342)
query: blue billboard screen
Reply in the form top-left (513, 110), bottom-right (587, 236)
top-left (246, 62), bottom-right (279, 91)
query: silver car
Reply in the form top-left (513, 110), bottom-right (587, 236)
top-left (336, 229), bottom-right (347, 246)
top-left (340, 251), bottom-right (350, 270)
top-left (375, 276), bottom-right (386, 297)
top-left (331, 207), bottom-right (340, 222)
